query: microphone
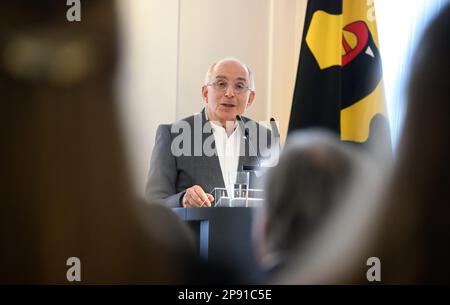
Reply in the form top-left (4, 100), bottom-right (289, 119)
top-left (236, 115), bottom-right (262, 171)
top-left (270, 118), bottom-right (280, 139)
top-left (269, 117), bottom-right (281, 167)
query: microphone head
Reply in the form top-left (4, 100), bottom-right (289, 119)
top-left (269, 117), bottom-right (280, 139)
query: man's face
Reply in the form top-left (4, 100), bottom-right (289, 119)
top-left (202, 60), bottom-right (255, 124)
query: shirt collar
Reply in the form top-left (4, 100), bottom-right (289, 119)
top-left (205, 108), bottom-right (239, 133)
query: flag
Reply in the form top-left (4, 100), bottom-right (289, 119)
top-left (288, 0), bottom-right (391, 150)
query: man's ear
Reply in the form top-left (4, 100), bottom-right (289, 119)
top-left (247, 91), bottom-right (255, 107)
top-left (202, 85), bottom-right (208, 103)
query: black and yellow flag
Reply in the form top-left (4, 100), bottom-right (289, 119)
top-left (288, 0), bottom-right (391, 149)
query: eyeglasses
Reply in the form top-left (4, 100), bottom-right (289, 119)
top-left (207, 80), bottom-right (251, 94)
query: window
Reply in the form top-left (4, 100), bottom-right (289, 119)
top-left (376, 0), bottom-right (449, 149)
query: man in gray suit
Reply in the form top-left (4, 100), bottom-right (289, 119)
top-left (146, 58), bottom-right (272, 208)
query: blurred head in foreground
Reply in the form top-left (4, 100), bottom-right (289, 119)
top-left (253, 129), bottom-right (381, 282)
top-left (0, 0), bottom-right (198, 284)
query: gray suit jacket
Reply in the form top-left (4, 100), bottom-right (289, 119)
top-left (146, 109), bottom-right (272, 207)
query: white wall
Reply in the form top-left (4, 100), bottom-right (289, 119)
top-left (269, 0), bottom-right (307, 144)
top-left (116, 0), bottom-right (307, 198)
top-left (177, 0), bottom-right (271, 121)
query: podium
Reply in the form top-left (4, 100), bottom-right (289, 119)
top-left (172, 207), bottom-right (260, 280)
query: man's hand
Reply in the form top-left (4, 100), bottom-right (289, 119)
top-left (182, 185), bottom-right (214, 208)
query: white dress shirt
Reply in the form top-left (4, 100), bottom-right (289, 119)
top-left (209, 120), bottom-right (241, 195)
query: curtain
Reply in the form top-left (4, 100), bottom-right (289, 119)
top-left (376, 0), bottom-right (449, 149)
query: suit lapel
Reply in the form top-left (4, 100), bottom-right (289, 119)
top-left (238, 116), bottom-right (259, 171)
top-left (200, 109), bottom-right (225, 189)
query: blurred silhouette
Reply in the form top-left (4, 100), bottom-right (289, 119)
top-left (272, 4), bottom-right (450, 284)
top-left (372, 3), bottom-right (450, 284)
top-left (0, 0), bottom-right (211, 284)
top-left (252, 129), bottom-right (380, 283)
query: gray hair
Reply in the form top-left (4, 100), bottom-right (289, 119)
top-left (204, 57), bottom-right (255, 91)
